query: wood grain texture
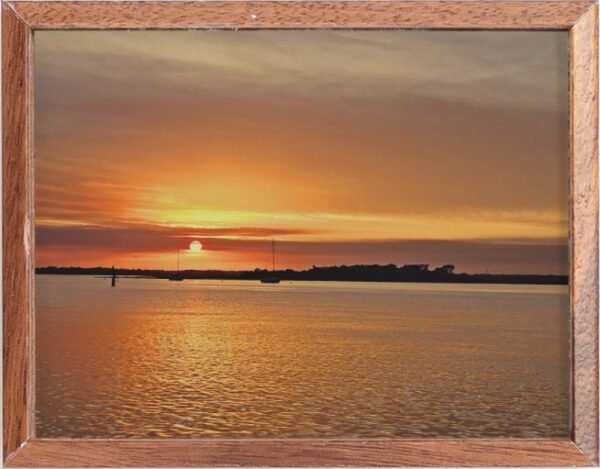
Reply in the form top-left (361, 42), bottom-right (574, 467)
top-left (570, 4), bottom-right (600, 466)
top-left (2, 3), bottom-right (34, 463)
top-left (2, 0), bottom-right (599, 467)
top-left (3, 439), bottom-right (594, 467)
top-left (7, 0), bottom-right (596, 30)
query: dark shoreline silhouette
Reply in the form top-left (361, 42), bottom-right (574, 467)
top-left (36, 263), bottom-right (567, 285)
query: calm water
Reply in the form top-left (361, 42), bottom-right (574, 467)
top-left (36, 275), bottom-right (569, 438)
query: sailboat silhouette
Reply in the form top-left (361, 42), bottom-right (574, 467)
top-left (261, 239), bottom-right (280, 284)
top-left (169, 249), bottom-right (184, 281)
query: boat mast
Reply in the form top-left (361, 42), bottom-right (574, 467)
top-left (272, 239), bottom-right (275, 272)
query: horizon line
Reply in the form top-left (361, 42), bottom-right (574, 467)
top-left (35, 264), bottom-right (568, 278)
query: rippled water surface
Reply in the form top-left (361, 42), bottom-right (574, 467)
top-left (36, 276), bottom-right (569, 438)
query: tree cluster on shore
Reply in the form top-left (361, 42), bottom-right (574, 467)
top-left (36, 263), bottom-right (567, 285)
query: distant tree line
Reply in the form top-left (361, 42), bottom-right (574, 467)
top-left (36, 263), bottom-right (568, 285)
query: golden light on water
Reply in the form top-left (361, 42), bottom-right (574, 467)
top-left (35, 277), bottom-right (570, 438)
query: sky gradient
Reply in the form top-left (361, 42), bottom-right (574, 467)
top-left (35, 30), bottom-right (568, 274)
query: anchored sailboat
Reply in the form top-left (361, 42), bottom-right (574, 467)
top-left (169, 249), bottom-right (184, 281)
top-left (261, 239), bottom-right (280, 284)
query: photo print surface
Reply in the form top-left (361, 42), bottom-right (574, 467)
top-left (35, 30), bottom-right (569, 438)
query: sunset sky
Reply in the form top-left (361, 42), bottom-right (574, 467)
top-left (35, 31), bottom-right (568, 274)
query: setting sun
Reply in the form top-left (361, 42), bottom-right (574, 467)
top-left (189, 240), bottom-right (203, 252)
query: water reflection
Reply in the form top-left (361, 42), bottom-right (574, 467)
top-left (36, 276), bottom-right (569, 438)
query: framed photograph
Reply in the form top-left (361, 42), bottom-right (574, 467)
top-left (3, 1), bottom-right (598, 467)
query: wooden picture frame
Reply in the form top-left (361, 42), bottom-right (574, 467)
top-left (3, 1), bottom-right (598, 466)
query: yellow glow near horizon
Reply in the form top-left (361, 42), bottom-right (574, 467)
top-left (123, 208), bottom-right (567, 243)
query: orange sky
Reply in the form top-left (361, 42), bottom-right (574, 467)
top-left (35, 31), bottom-right (568, 274)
